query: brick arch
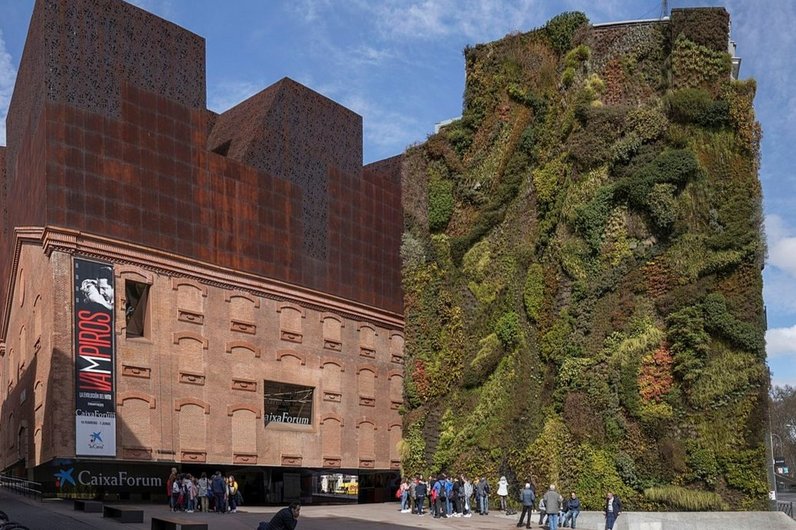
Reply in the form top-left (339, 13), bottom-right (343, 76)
top-left (357, 322), bottom-right (376, 333)
top-left (226, 340), bottom-right (261, 358)
top-left (117, 267), bottom-right (154, 284)
top-left (276, 302), bottom-right (306, 318)
top-left (174, 398), bottom-right (210, 414)
top-left (276, 349), bottom-right (306, 365)
top-left (388, 370), bottom-right (403, 381)
top-left (170, 278), bottom-right (207, 296)
top-left (387, 422), bottom-right (402, 431)
top-left (356, 365), bottom-right (379, 378)
top-left (356, 418), bottom-right (377, 430)
top-left (321, 413), bottom-right (344, 426)
top-left (172, 331), bottom-right (208, 349)
top-left (118, 391), bottom-right (156, 409)
top-left (225, 291), bottom-right (260, 308)
top-left (227, 404), bottom-right (261, 418)
top-left (320, 312), bottom-right (344, 326)
top-left (320, 359), bottom-right (345, 372)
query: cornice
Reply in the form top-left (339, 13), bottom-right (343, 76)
top-left (1, 227), bottom-right (45, 338)
top-left (27, 225), bottom-right (403, 332)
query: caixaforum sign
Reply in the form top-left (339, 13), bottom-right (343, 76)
top-left (73, 258), bottom-right (117, 457)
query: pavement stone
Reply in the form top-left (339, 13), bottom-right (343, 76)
top-left (1, 489), bottom-right (796, 530)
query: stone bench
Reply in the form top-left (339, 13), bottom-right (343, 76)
top-left (151, 516), bottom-right (209, 530)
top-left (102, 505), bottom-right (144, 523)
top-left (73, 499), bottom-right (102, 512)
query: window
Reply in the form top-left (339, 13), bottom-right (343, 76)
top-left (264, 381), bottom-right (313, 426)
top-left (125, 281), bottom-right (150, 338)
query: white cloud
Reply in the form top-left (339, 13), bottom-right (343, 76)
top-left (0, 30), bottom-right (17, 146)
top-left (207, 79), bottom-right (264, 113)
top-left (366, 0), bottom-right (541, 41)
top-left (768, 326), bottom-right (796, 357)
top-left (340, 94), bottom-right (420, 155)
top-left (766, 214), bottom-right (796, 277)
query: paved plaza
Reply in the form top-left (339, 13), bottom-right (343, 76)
top-left (3, 489), bottom-right (796, 529)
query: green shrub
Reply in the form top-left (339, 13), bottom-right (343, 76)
top-left (666, 88), bottom-right (730, 128)
top-left (428, 177), bottom-right (454, 232)
top-left (670, 8), bottom-right (730, 52)
top-left (574, 187), bottom-right (614, 251)
top-left (523, 263), bottom-right (545, 321)
top-left (445, 120), bottom-right (474, 156)
top-left (495, 311), bottom-right (522, 347)
top-left (702, 293), bottom-right (765, 354)
top-left (544, 11), bottom-right (589, 53)
top-left (626, 104), bottom-right (668, 143)
top-left (667, 306), bottom-right (710, 383)
top-left (644, 485), bottom-right (729, 511)
top-left (671, 36), bottom-right (732, 91)
top-left (646, 183), bottom-right (678, 232)
top-left (720, 448), bottom-right (768, 496)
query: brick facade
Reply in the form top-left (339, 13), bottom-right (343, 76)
top-left (0, 0), bottom-right (404, 502)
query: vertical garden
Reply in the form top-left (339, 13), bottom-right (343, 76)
top-left (400, 8), bottom-right (767, 510)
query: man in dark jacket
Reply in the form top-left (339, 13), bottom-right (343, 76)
top-left (604, 492), bottom-right (621, 530)
top-left (415, 476), bottom-right (427, 515)
top-left (516, 483), bottom-right (536, 529)
top-left (258, 502), bottom-right (300, 530)
top-left (562, 491), bottom-right (581, 528)
top-left (210, 471), bottom-right (227, 514)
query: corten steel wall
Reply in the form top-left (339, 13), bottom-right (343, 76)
top-left (1, 0), bottom-right (403, 335)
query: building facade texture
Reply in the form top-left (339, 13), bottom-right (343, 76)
top-left (0, 0), bottom-right (404, 502)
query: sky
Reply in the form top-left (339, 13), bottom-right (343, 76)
top-left (0, 0), bottom-right (794, 386)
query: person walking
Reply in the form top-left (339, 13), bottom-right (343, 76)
top-left (543, 484), bottom-right (564, 530)
top-left (516, 483), bottom-right (536, 529)
top-left (604, 491), bottom-right (622, 530)
top-left (498, 476), bottom-right (509, 513)
top-left (562, 491), bottom-right (581, 528)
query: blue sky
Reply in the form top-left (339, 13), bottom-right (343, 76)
top-left (1, 0), bottom-right (794, 386)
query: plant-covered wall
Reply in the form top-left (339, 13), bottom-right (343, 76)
top-left (400, 7), bottom-right (767, 510)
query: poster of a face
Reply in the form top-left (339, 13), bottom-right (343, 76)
top-left (79, 266), bottom-right (115, 310)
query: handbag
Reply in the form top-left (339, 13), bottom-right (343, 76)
top-left (395, 488), bottom-right (402, 499)
top-left (235, 491), bottom-right (244, 505)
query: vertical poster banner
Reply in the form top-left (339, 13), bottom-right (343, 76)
top-left (74, 257), bottom-right (117, 457)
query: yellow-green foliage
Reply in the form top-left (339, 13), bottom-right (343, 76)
top-left (525, 417), bottom-right (571, 486)
top-left (400, 422), bottom-right (428, 475)
top-left (402, 9), bottom-right (765, 512)
top-left (671, 35), bottom-right (732, 91)
top-left (689, 347), bottom-right (765, 410)
top-left (644, 485), bottom-right (729, 511)
top-left (462, 239), bottom-right (506, 303)
top-left (523, 263), bottom-right (545, 321)
top-left (576, 446), bottom-right (636, 509)
top-left (532, 156), bottom-right (569, 205)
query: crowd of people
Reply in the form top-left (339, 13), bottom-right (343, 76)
top-left (166, 469), bottom-right (242, 514)
top-left (395, 475), bottom-right (621, 530)
top-left (395, 473), bottom-right (493, 518)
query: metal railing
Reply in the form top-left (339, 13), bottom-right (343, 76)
top-left (777, 501), bottom-right (794, 519)
top-left (0, 475), bottom-right (42, 500)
